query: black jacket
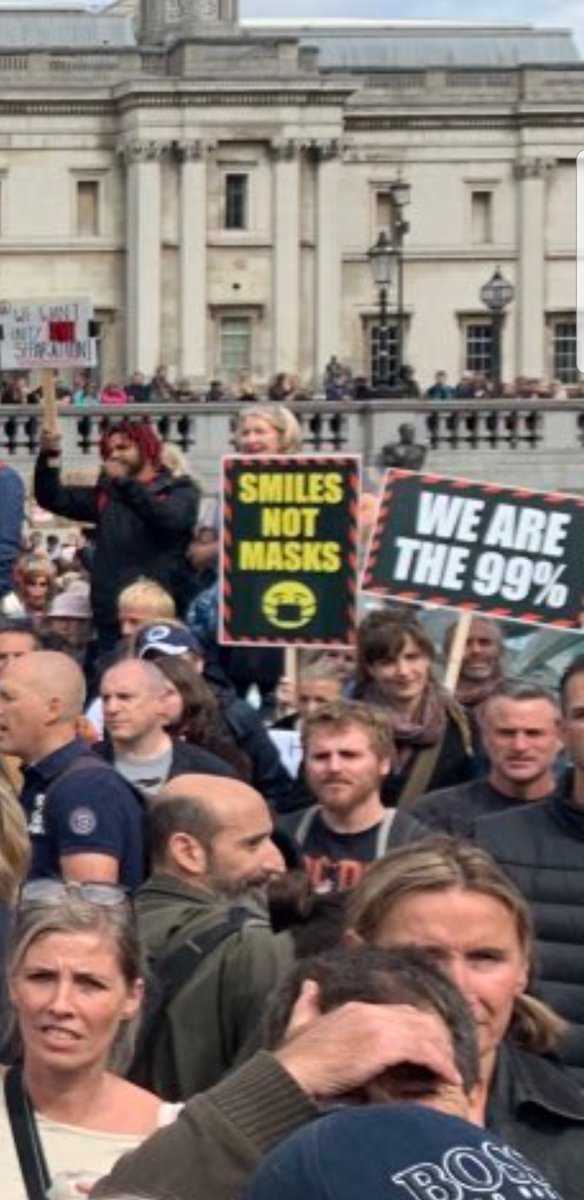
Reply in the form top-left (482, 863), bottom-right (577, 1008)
top-left (475, 777), bottom-right (584, 1081)
top-left (222, 698), bottom-right (293, 811)
top-left (34, 453), bottom-right (199, 627)
top-left (487, 1040), bottom-right (584, 1200)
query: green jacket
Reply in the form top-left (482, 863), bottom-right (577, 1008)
top-left (134, 874), bottom-right (295, 1100)
top-left (93, 1052), bottom-right (317, 1200)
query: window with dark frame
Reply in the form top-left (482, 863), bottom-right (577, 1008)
top-left (370, 322), bottom-right (398, 386)
top-left (465, 321), bottom-right (493, 374)
top-left (552, 320), bottom-right (578, 384)
top-left (224, 173), bottom-right (248, 230)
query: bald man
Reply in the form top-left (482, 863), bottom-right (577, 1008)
top-left (0, 650), bottom-right (144, 888)
top-left (131, 773), bottom-right (293, 1100)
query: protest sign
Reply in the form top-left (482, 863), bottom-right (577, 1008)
top-left (0, 297), bottom-right (97, 369)
top-left (362, 471), bottom-right (584, 629)
top-left (220, 455), bottom-right (360, 646)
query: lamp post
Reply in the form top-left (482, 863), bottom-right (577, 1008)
top-left (479, 266), bottom-right (515, 394)
top-left (391, 178), bottom-right (411, 387)
top-left (368, 178), bottom-right (411, 391)
top-left (368, 230), bottom-right (393, 389)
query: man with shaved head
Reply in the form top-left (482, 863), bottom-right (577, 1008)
top-left (99, 658), bottom-right (236, 795)
top-left (0, 650), bottom-right (144, 888)
top-left (131, 772), bottom-right (292, 1100)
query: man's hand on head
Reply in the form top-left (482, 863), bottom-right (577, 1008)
top-left (274, 981), bottom-right (462, 1100)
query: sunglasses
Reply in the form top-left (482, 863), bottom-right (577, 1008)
top-left (19, 880), bottom-right (128, 908)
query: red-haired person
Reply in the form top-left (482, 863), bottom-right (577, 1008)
top-left (34, 419), bottom-right (199, 651)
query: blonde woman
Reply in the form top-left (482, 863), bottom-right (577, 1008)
top-left (346, 836), bottom-right (584, 1199)
top-left (2, 886), bottom-right (180, 1200)
top-left (234, 404), bottom-right (302, 455)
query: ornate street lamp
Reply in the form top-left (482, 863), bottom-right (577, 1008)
top-left (368, 230), bottom-right (394, 389)
top-left (480, 265), bottom-right (515, 393)
top-left (368, 178), bottom-right (411, 391)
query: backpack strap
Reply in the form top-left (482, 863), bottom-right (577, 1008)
top-left (374, 808), bottom-right (398, 857)
top-left (293, 806), bottom-right (318, 848)
top-left (129, 905), bottom-right (253, 1088)
top-left (154, 907), bottom-right (251, 998)
top-left (397, 739), bottom-right (445, 811)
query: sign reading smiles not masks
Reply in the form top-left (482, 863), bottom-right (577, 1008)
top-left (220, 455), bottom-right (360, 646)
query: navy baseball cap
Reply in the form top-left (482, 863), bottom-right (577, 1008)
top-left (135, 622), bottom-right (204, 659)
top-left (245, 1105), bottom-right (562, 1200)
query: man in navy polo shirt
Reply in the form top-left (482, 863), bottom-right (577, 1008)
top-left (0, 649), bottom-right (143, 889)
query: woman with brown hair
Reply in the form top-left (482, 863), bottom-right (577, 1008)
top-left (352, 609), bottom-right (475, 806)
top-left (346, 836), bottom-right (584, 1198)
top-left (152, 651), bottom-right (293, 810)
top-left (154, 654), bottom-right (252, 780)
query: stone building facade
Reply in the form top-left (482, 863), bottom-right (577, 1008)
top-left (0, 0), bottom-right (581, 390)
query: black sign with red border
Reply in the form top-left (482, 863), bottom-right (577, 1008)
top-left (220, 455), bottom-right (360, 646)
top-left (362, 471), bottom-right (584, 628)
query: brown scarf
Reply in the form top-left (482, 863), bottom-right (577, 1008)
top-left (363, 681), bottom-right (447, 771)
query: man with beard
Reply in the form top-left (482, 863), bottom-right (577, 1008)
top-left (34, 418), bottom-right (199, 650)
top-left (443, 616), bottom-right (505, 714)
top-left (281, 702), bottom-right (422, 894)
top-left (130, 773), bottom-right (293, 1100)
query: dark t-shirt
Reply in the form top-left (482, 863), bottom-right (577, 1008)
top-left (21, 739), bottom-right (145, 891)
top-left (282, 808), bottom-right (420, 893)
top-left (412, 776), bottom-right (557, 838)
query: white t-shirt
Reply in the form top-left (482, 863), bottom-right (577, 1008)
top-left (0, 1090), bottom-right (180, 1200)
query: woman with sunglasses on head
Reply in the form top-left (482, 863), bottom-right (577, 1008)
top-left (345, 837), bottom-right (584, 1200)
top-left (1, 883), bottom-right (180, 1200)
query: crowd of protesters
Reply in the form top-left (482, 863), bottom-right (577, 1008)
top-left (0, 406), bottom-right (582, 1200)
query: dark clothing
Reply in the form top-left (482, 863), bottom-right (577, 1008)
top-left (34, 453), bottom-right (199, 631)
top-left (486, 1039), bottom-right (584, 1200)
top-left (412, 777), bottom-right (557, 838)
top-left (98, 736), bottom-right (237, 790)
top-left (222, 697), bottom-right (293, 810)
top-left (426, 383), bottom-right (454, 399)
top-left (383, 708), bottom-right (475, 807)
top-left (134, 874), bottom-right (294, 1099)
top-left (281, 806), bottom-right (423, 893)
top-left (475, 776), bottom-right (584, 1081)
top-left (21, 739), bottom-right (144, 890)
top-left (0, 462), bottom-right (25, 598)
top-left (93, 1040), bottom-right (584, 1200)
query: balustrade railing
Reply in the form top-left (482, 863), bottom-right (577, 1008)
top-left (1, 399), bottom-right (582, 494)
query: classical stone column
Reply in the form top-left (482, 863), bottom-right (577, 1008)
top-left (271, 138), bottom-right (302, 373)
top-left (314, 139), bottom-right (342, 381)
top-left (120, 140), bottom-right (168, 377)
top-left (176, 139), bottom-right (215, 383)
top-left (514, 157), bottom-right (554, 379)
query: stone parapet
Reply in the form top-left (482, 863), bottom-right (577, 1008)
top-left (4, 400), bottom-right (583, 495)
